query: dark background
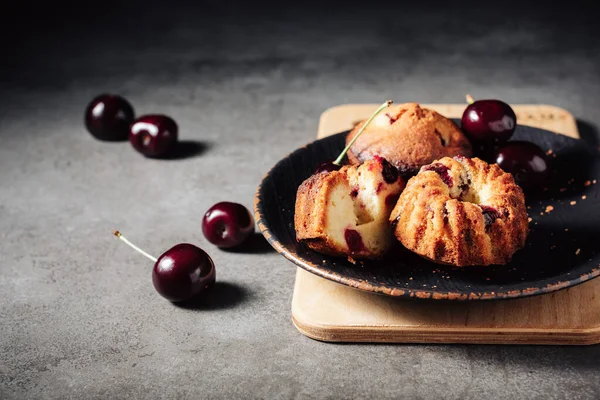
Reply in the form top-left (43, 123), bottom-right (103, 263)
top-left (2, 1), bottom-right (600, 399)
top-left (2, 0), bottom-right (599, 144)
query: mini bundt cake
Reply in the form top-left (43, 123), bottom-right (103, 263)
top-left (389, 156), bottom-right (528, 266)
top-left (295, 156), bottom-right (405, 259)
top-left (346, 103), bottom-right (473, 176)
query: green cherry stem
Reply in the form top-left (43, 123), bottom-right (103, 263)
top-left (113, 230), bottom-right (158, 262)
top-left (466, 94), bottom-right (475, 105)
top-left (333, 100), bottom-right (393, 166)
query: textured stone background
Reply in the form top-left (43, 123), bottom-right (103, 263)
top-left (1, 1), bottom-right (599, 399)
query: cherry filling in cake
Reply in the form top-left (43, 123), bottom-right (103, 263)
top-left (385, 112), bottom-right (397, 124)
top-left (344, 228), bottom-right (366, 252)
top-left (294, 157), bottom-right (406, 259)
top-left (479, 205), bottom-right (502, 228)
top-left (422, 163), bottom-right (453, 187)
top-left (381, 159), bottom-right (399, 183)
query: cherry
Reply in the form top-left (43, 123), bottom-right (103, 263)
top-left (152, 243), bottom-right (215, 302)
top-left (113, 231), bottom-right (215, 302)
top-left (494, 141), bottom-right (550, 192)
top-left (129, 115), bottom-right (178, 158)
top-left (314, 100), bottom-right (393, 174)
top-left (202, 202), bottom-right (255, 248)
top-left (461, 96), bottom-right (517, 146)
top-left (85, 94), bottom-right (135, 141)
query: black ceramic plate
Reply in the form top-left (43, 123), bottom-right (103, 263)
top-left (255, 124), bottom-right (600, 300)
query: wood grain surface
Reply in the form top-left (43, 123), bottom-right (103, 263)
top-left (319, 103), bottom-right (579, 140)
top-left (292, 103), bottom-right (600, 345)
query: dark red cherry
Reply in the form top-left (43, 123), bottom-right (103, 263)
top-left (129, 115), bottom-right (178, 158)
top-left (494, 141), bottom-right (550, 192)
top-left (461, 99), bottom-right (517, 145)
top-left (84, 94), bottom-right (135, 141)
top-left (152, 243), bottom-right (215, 302)
top-left (202, 202), bottom-right (255, 248)
top-left (315, 161), bottom-right (342, 174)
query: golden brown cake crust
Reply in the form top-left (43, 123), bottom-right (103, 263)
top-left (294, 170), bottom-right (347, 257)
top-left (389, 156), bottom-right (529, 266)
top-left (346, 103), bottom-right (472, 176)
top-left (294, 159), bottom-right (405, 259)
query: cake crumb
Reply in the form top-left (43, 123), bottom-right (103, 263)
top-left (570, 201), bottom-right (577, 205)
top-left (528, 217), bottom-right (532, 222)
top-left (546, 149), bottom-right (553, 156)
top-left (582, 195), bottom-right (587, 200)
top-left (594, 180), bottom-right (598, 184)
top-left (347, 256), bottom-right (357, 264)
top-left (545, 205), bottom-right (554, 213)
top-left (584, 180), bottom-right (591, 187)
top-left (565, 228), bottom-right (569, 231)
top-left (575, 248), bottom-right (581, 255)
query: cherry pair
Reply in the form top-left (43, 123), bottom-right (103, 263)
top-left (461, 96), bottom-right (550, 192)
top-left (85, 94), bottom-right (177, 158)
top-left (114, 201), bottom-right (255, 303)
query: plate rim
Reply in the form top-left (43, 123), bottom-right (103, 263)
top-left (254, 130), bottom-right (600, 301)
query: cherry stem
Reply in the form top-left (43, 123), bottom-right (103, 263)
top-left (333, 100), bottom-right (393, 166)
top-left (113, 230), bottom-right (158, 262)
top-left (466, 94), bottom-right (475, 104)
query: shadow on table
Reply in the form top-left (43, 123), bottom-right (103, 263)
top-left (162, 140), bottom-right (212, 160)
top-left (333, 339), bottom-right (600, 371)
top-left (220, 233), bottom-right (275, 254)
top-left (433, 344), bottom-right (600, 373)
top-left (174, 282), bottom-right (250, 311)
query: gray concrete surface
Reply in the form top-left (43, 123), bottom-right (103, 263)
top-left (1, 1), bottom-right (600, 399)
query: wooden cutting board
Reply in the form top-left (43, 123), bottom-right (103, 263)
top-left (291, 103), bottom-right (600, 345)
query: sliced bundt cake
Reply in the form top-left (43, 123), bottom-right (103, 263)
top-left (389, 156), bottom-right (528, 266)
top-left (295, 157), bottom-right (405, 259)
